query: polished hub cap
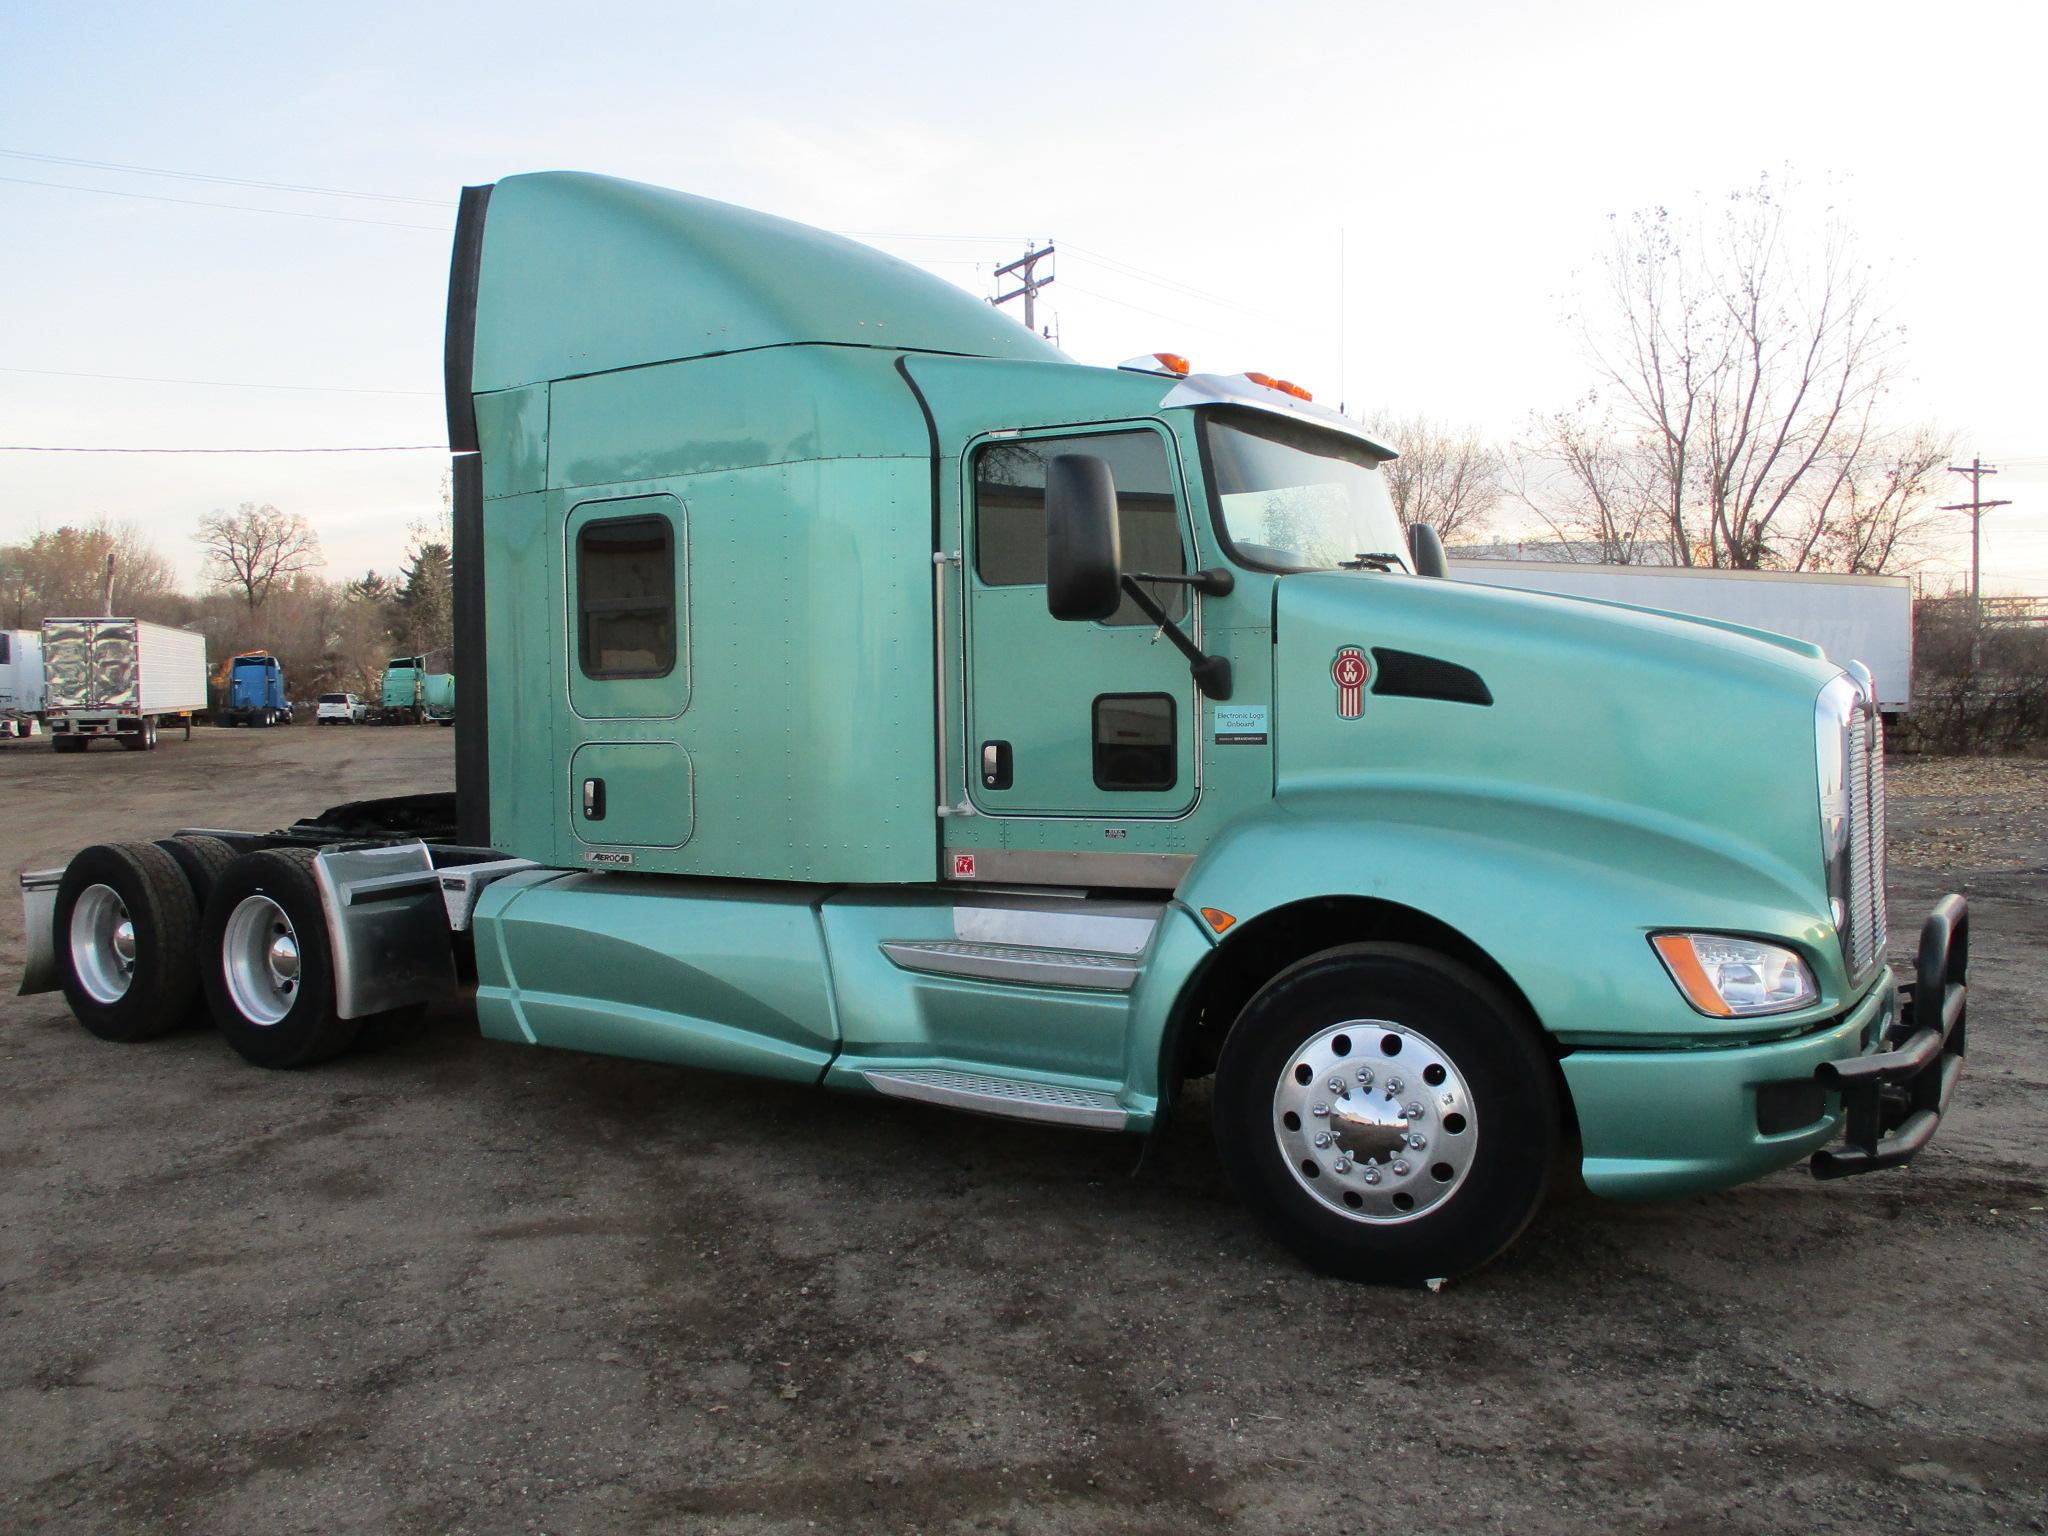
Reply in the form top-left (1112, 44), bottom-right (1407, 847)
top-left (69, 883), bottom-right (136, 1004)
top-left (1271, 1020), bottom-right (1477, 1224)
top-left (224, 895), bottom-right (301, 1026)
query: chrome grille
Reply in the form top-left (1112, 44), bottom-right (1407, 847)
top-left (1845, 708), bottom-right (1888, 974)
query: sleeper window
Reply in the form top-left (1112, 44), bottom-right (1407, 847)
top-left (578, 515), bottom-right (676, 680)
top-left (973, 430), bottom-right (1188, 625)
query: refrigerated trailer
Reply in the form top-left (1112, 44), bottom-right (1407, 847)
top-left (40, 617), bottom-right (206, 751)
top-left (15, 173), bottom-right (1969, 1284)
top-left (1, 629), bottom-right (42, 736)
top-left (1451, 561), bottom-right (1915, 713)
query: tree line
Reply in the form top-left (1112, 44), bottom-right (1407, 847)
top-left (0, 503), bottom-right (453, 702)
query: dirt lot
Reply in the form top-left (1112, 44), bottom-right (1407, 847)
top-left (0, 726), bottom-right (2041, 1534)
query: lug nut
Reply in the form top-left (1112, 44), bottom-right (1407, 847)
top-left (1332, 1157), bottom-right (1352, 1174)
top-left (1311, 1103), bottom-right (1330, 1118)
top-left (1327, 1076), bottom-right (1348, 1095)
top-left (1408, 1133), bottom-right (1426, 1150)
top-left (1406, 1102), bottom-right (1424, 1119)
top-left (1392, 1159), bottom-right (1411, 1177)
top-left (1362, 1167), bottom-right (1381, 1185)
top-left (1355, 1068), bottom-right (1374, 1087)
top-left (1313, 1132), bottom-right (1331, 1149)
top-left (1385, 1076), bottom-right (1404, 1095)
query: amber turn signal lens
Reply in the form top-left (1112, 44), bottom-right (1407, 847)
top-left (1154, 352), bottom-right (1191, 376)
top-left (1651, 933), bottom-right (1734, 1017)
top-left (1200, 907), bottom-right (1237, 934)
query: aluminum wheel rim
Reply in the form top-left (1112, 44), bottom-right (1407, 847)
top-left (223, 894), bottom-right (301, 1026)
top-left (1271, 1019), bottom-right (1478, 1225)
top-left (69, 883), bottom-right (136, 1004)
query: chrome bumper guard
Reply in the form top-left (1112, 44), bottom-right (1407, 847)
top-left (1809, 894), bottom-right (1968, 1180)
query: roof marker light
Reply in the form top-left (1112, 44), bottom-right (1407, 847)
top-left (1241, 372), bottom-right (1314, 402)
top-left (1118, 352), bottom-right (1192, 377)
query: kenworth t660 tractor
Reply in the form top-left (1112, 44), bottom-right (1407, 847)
top-left (17, 173), bottom-right (1968, 1282)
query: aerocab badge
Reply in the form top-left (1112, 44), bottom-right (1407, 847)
top-left (1332, 646), bottom-right (1369, 720)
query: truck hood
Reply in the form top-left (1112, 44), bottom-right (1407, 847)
top-left (1270, 571), bottom-right (1844, 913)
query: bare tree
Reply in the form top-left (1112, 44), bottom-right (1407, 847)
top-left (1535, 179), bottom-right (1945, 573)
top-left (195, 503), bottom-right (323, 613)
top-left (1359, 412), bottom-right (1499, 542)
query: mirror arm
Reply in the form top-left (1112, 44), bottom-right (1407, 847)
top-left (1118, 576), bottom-right (1233, 701)
top-left (1128, 566), bottom-right (1236, 597)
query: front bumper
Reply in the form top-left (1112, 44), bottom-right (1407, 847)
top-left (1563, 896), bottom-right (1968, 1200)
top-left (1809, 893), bottom-right (1968, 1178)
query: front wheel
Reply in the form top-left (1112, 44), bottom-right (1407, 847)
top-left (1213, 942), bottom-right (1560, 1285)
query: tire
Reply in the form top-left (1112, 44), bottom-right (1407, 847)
top-left (1212, 942), bottom-right (1560, 1285)
top-left (52, 735), bottom-right (86, 754)
top-left (119, 718), bottom-right (158, 752)
top-left (155, 834), bottom-right (241, 914)
top-left (201, 848), bottom-right (361, 1069)
top-left (53, 842), bottom-right (201, 1043)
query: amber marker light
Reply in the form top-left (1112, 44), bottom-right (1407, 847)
top-left (1274, 378), bottom-right (1313, 401)
top-left (1154, 352), bottom-right (1191, 376)
top-left (1652, 934), bottom-right (1733, 1017)
top-left (1244, 371), bottom-right (1281, 389)
top-left (1200, 907), bottom-right (1237, 934)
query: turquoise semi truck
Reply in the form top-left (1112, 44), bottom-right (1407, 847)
top-left (16, 173), bottom-right (1968, 1282)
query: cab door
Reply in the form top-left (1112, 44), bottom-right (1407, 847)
top-left (557, 493), bottom-right (694, 861)
top-left (962, 424), bottom-right (1199, 821)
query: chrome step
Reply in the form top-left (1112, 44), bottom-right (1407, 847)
top-left (879, 938), bottom-right (1139, 991)
top-left (861, 1067), bottom-right (1128, 1130)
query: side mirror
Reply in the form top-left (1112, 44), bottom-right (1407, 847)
top-left (1045, 455), bottom-right (1123, 621)
top-left (1407, 521), bottom-right (1448, 578)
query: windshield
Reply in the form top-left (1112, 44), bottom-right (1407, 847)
top-left (319, 694), bottom-right (348, 704)
top-left (1199, 408), bottom-right (1408, 573)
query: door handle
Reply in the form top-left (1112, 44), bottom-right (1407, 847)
top-left (582, 777), bottom-right (606, 821)
top-left (981, 740), bottom-right (1012, 791)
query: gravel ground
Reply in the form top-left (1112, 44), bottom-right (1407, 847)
top-left (0, 728), bottom-right (2041, 1534)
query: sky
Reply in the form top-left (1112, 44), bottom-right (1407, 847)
top-left (3, 0), bottom-right (2043, 594)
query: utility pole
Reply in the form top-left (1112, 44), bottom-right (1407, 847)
top-left (1939, 457), bottom-right (2012, 631)
top-left (993, 243), bottom-right (1054, 333)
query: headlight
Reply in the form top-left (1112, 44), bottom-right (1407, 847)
top-left (1652, 933), bottom-right (1819, 1018)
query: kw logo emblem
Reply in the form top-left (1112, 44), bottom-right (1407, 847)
top-left (1332, 646), bottom-right (1369, 720)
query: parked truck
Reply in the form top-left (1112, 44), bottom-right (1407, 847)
top-left (1452, 561), bottom-right (1916, 714)
top-left (374, 655), bottom-right (427, 723)
top-left (15, 173), bottom-right (1968, 1283)
top-left (1, 628), bottom-right (43, 738)
top-left (423, 670), bottom-right (456, 726)
top-left (219, 652), bottom-right (293, 727)
top-left (39, 616), bottom-right (206, 752)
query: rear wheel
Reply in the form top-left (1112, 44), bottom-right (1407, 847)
top-left (201, 849), bottom-right (361, 1068)
top-left (53, 842), bottom-right (201, 1042)
top-left (1213, 942), bottom-right (1559, 1285)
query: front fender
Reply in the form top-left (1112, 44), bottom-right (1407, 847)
top-left (1174, 779), bottom-right (1845, 1049)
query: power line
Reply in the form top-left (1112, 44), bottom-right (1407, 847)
top-left (1058, 279), bottom-right (1241, 337)
top-left (0, 174), bottom-right (451, 231)
top-left (0, 148), bottom-right (452, 206)
top-left (1, 366), bottom-right (436, 397)
top-left (1060, 241), bottom-right (1279, 321)
top-left (0, 443), bottom-right (447, 454)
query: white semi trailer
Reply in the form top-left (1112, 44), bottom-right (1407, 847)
top-left (1451, 562), bottom-right (1915, 713)
top-left (40, 617), bottom-right (208, 752)
top-left (2, 629), bottom-right (44, 737)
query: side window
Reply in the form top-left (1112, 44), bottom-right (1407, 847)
top-left (0, 634), bottom-right (9, 663)
top-left (1093, 693), bottom-right (1177, 790)
top-left (973, 430), bottom-right (1187, 625)
top-left (577, 515), bottom-right (676, 680)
